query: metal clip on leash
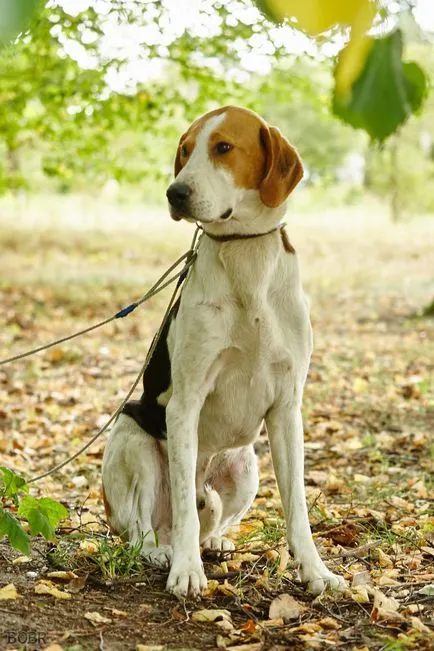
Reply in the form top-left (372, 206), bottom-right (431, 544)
top-left (0, 226), bottom-right (202, 483)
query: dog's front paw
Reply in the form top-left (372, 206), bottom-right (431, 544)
top-left (299, 560), bottom-right (346, 595)
top-left (143, 544), bottom-right (173, 569)
top-left (166, 559), bottom-right (207, 598)
top-left (202, 536), bottom-right (235, 552)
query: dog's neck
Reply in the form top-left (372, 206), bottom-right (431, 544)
top-left (202, 223), bottom-right (283, 243)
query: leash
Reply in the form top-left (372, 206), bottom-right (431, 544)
top-left (0, 230), bottom-right (201, 368)
top-left (0, 226), bottom-right (202, 484)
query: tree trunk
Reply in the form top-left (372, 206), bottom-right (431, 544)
top-left (389, 138), bottom-right (401, 223)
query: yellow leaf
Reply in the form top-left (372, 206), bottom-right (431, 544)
top-left (264, 0), bottom-right (376, 35)
top-left (0, 583), bottom-right (19, 600)
top-left (35, 580), bottom-right (71, 600)
top-left (353, 377), bottom-right (369, 393)
top-left (12, 555), bottom-right (32, 565)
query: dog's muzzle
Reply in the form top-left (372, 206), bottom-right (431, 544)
top-left (166, 182), bottom-right (192, 221)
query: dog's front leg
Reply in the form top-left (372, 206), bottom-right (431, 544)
top-left (266, 401), bottom-right (346, 595)
top-left (165, 396), bottom-right (206, 598)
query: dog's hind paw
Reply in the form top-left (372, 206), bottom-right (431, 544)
top-left (143, 544), bottom-right (173, 569)
top-left (202, 536), bottom-right (235, 552)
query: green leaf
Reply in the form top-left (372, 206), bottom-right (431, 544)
top-left (18, 496), bottom-right (68, 541)
top-left (333, 29), bottom-right (428, 142)
top-left (0, 467), bottom-right (29, 498)
top-left (0, 0), bottom-right (41, 48)
top-left (0, 508), bottom-right (30, 554)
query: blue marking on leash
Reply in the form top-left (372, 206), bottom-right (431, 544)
top-left (115, 302), bottom-right (138, 318)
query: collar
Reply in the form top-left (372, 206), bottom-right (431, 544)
top-left (202, 222), bottom-right (286, 243)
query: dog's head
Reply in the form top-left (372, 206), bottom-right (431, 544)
top-left (166, 106), bottom-right (303, 229)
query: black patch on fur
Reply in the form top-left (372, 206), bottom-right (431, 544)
top-left (121, 299), bottom-right (180, 439)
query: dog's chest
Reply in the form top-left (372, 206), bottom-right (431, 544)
top-left (197, 299), bottom-right (296, 451)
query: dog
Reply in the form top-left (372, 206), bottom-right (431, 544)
top-left (102, 106), bottom-right (345, 598)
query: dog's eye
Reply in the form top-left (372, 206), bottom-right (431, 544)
top-left (181, 144), bottom-right (189, 158)
top-left (215, 142), bottom-right (233, 155)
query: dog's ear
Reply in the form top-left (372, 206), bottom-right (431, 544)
top-left (174, 131), bottom-right (188, 178)
top-left (259, 126), bottom-right (303, 208)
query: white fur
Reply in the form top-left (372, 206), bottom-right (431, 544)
top-left (102, 110), bottom-right (345, 598)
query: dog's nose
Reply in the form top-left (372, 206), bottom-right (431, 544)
top-left (166, 182), bottom-right (192, 206)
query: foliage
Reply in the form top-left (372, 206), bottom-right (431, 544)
top-left (255, 0), bottom-right (429, 141)
top-left (333, 29), bottom-right (428, 142)
top-left (0, 467), bottom-right (68, 554)
top-left (0, 0), bottom-right (40, 48)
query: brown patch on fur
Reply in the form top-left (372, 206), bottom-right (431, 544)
top-left (280, 226), bottom-right (295, 254)
top-left (174, 105), bottom-right (304, 208)
top-left (102, 484), bottom-right (119, 536)
top-left (259, 126), bottom-right (303, 208)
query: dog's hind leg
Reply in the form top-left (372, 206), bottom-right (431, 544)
top-left (102, 414), bottom-right (173, 568)
top-left (203, 445), bottom-right (259, 551)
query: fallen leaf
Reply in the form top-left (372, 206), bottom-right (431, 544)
top-left (217, 579), bottom-right (240, 597)
top-left (418, 584), bottom-right (434, 596)
top-left (226, 645), bottom-right (262, 651)
top-left (269, 594), bottom-right (303, 621)
top-left (352, 571), bottom-right (372, 587)
top-left (351, 585), bottom-right (370, 603)
top-left (0, 583), bottom-right (19, 600)
top-left (84, 611), bottom-right (112, 626)
top-left (376, 548), bottom-right (394, 568)
top-left (238, 619), bottom-right (257, 634)
top-left (278, 545), bottom-right (290, 573)
top-left (112, 608), bottom-right (128, 617)
top-left (370, 589), bottom-right (403, 622)
top-left (318, 617), bottom-right (340, 630)
top-left (408, 616), bottom-right (431, 634)
top-left (192, 609), bottom-right (232, 625)
top-left (46, 570), bottom-right (78, 581)
top-left (35, 580), bottom-right (71, 600)
top-left (12, 555), bottom-right (32, 565)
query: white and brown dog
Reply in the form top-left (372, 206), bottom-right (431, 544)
top-left (102, 106), bottom-right (345, 598)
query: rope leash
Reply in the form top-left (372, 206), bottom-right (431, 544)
top-left (0, 232), bottom-right (200, 367)
top-left (0, 226), bottom-right (202, 483)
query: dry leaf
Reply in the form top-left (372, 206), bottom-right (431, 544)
top-left (0, 583), bottom-right (19, 600)
top-left (370, 589), bottom-right (403, 622)
top-left (79, 539), bottom-right (99, 554)
top-left (238, 619), bottom-right (257, 634)
top-left (269, 594), bottom-right (303, 621)
top-left (351, 585), bottom-right (370, 603)
top-left (352, 571), bottom-right (372, 587)
top-left (408, 616), bottom-right (431, 634)
top-left (136, 646), bottom-right (164, 651)
top-left (35, 580), bottom-right (71, 600)
top-left (12, 555), bottom-right (32, 565)
top-left (112, 608), bottom-right (128, 617)
top-left (46, 571), bottom-right (78, 580)
top-left (226, 644), bottom-right (262, 651)
top-left (217, 579), bottom-right (240, 597)
top-left (376, 548), bottom-right (393, 568)
top-left (192, 609), bottom-right (232, 625)
top-left (318, 617), bottom-right (340, 630)
top-left (84, 611), bottom-right (112, 626)
top-left (278, 545), bottom-right (290, 573)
